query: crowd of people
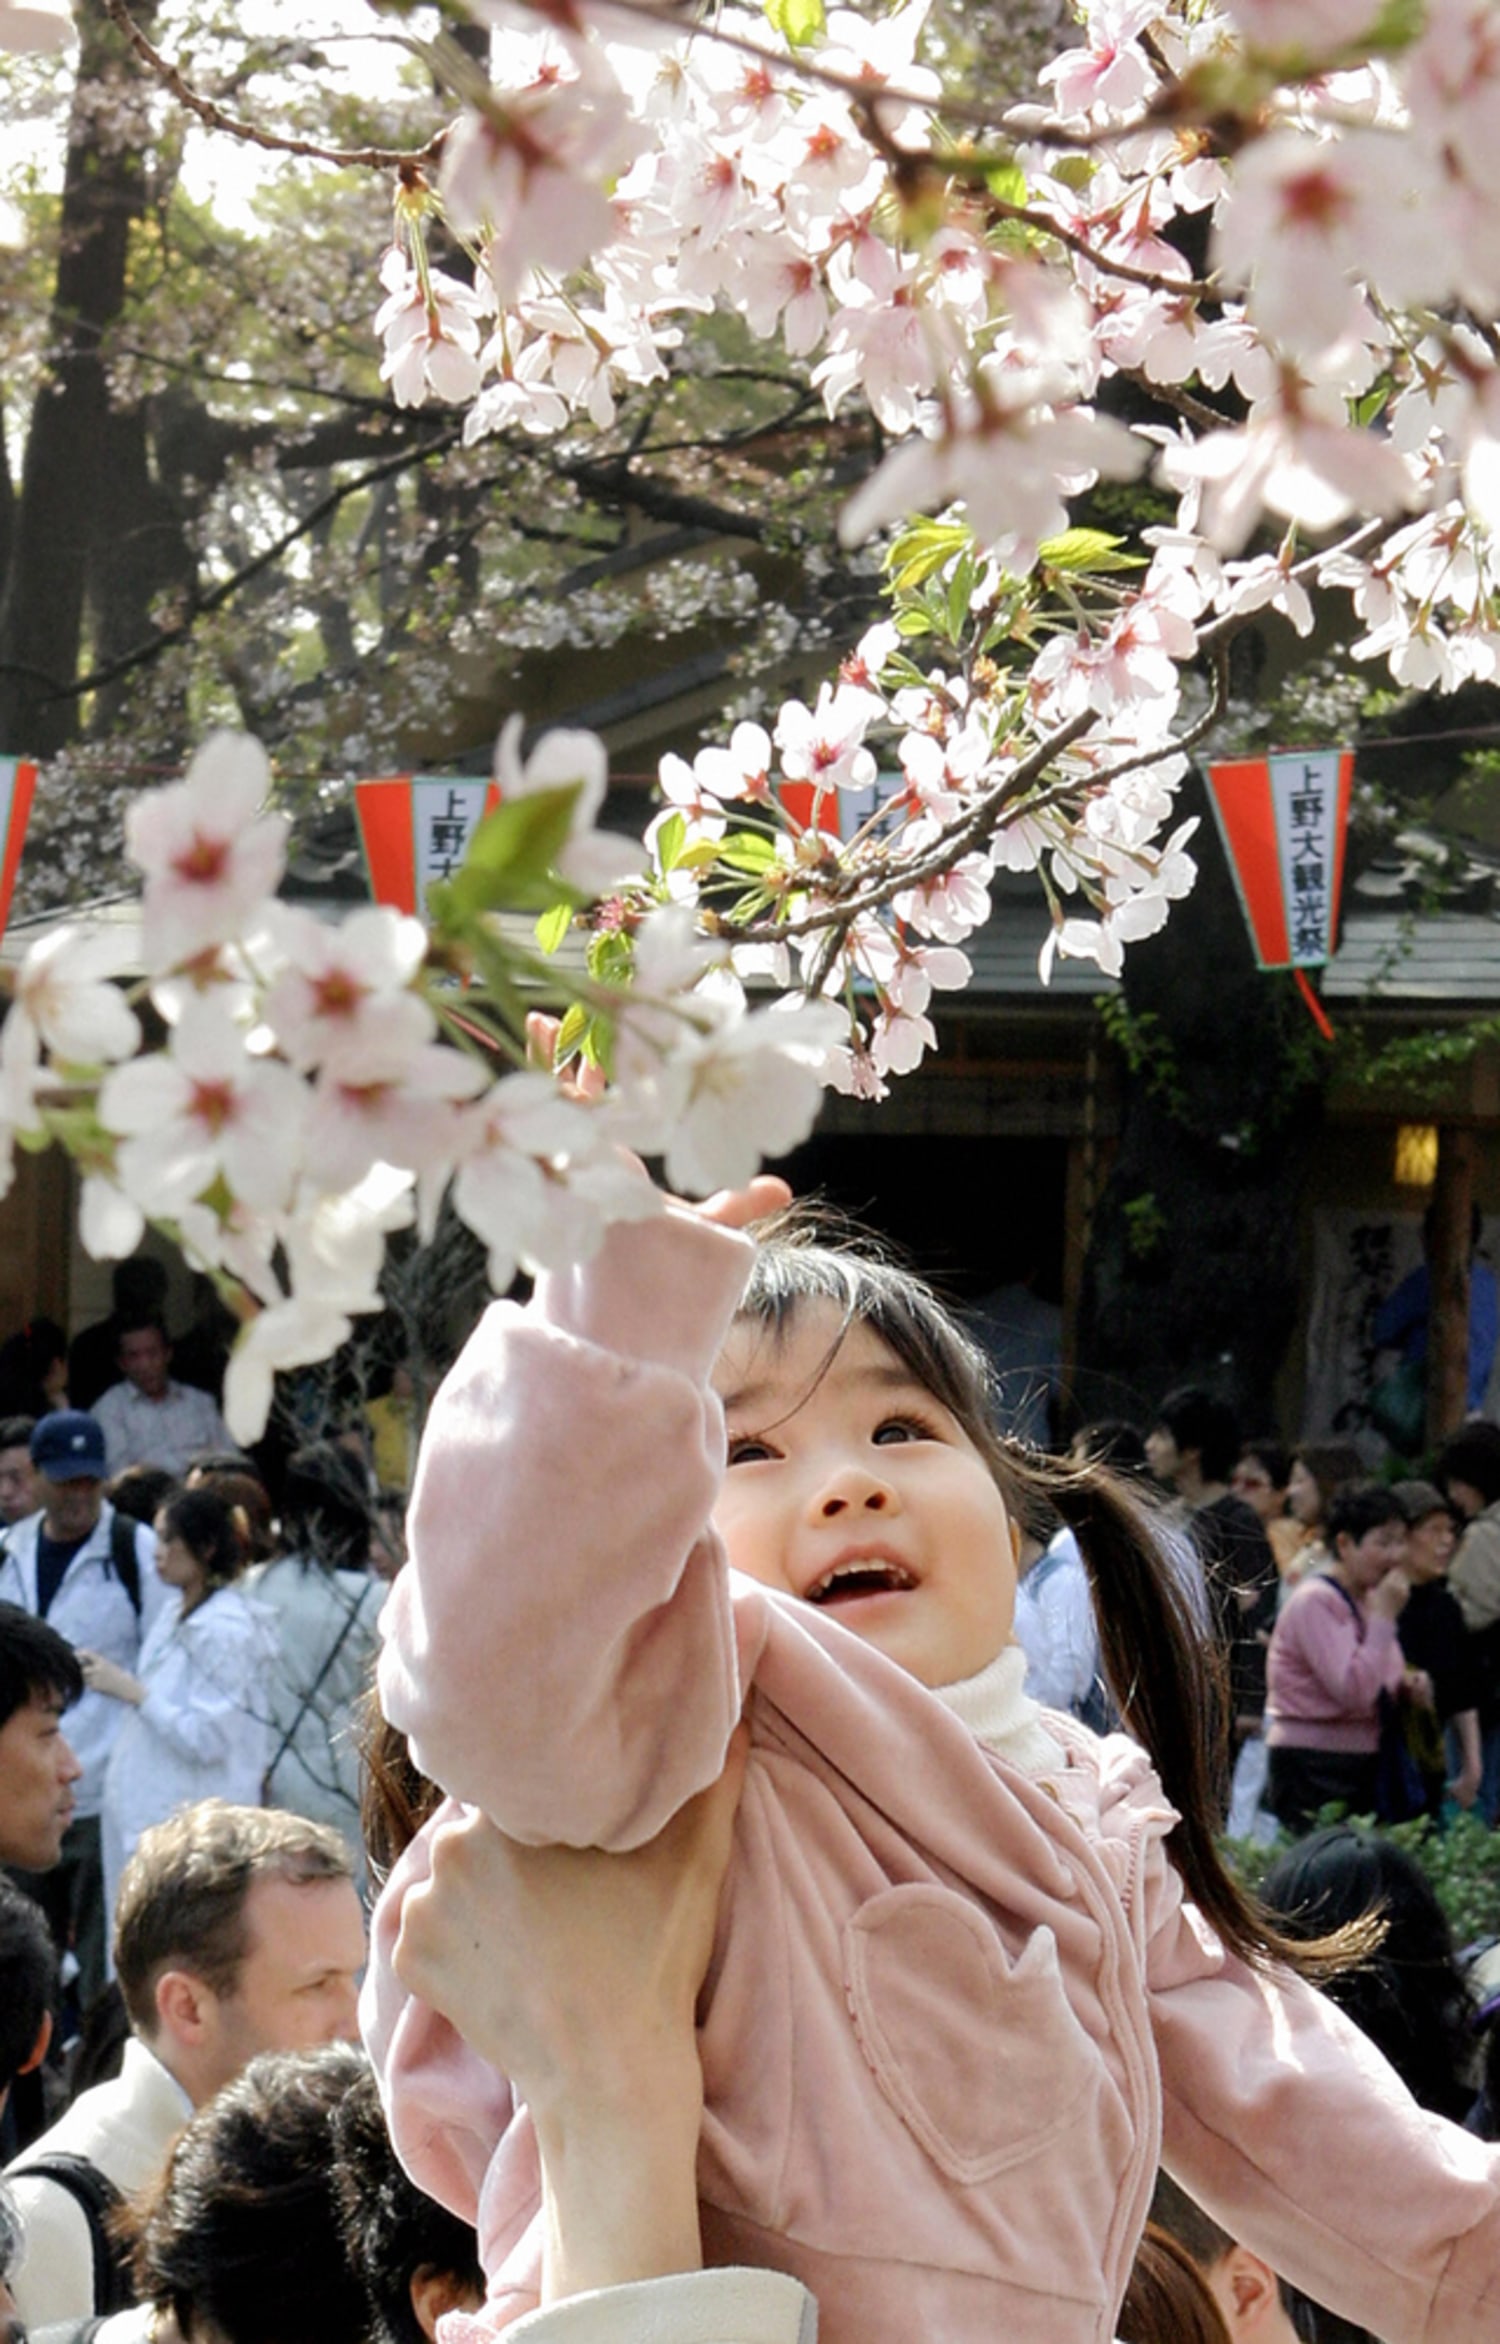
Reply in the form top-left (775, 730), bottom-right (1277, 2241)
top-left (3, 1214), bottom-right (1500, 2344)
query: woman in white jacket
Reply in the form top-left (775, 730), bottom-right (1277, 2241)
top-left (84, 1487), bottom-right (273, 1933)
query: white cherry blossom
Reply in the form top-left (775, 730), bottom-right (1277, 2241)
top-left (12, 926), bottom-right (140, 1068)
top-left (98, 994), bottom-right (306, 1220)
top-left (256, 904), bottom-right (433, 1077)
top-left (494, 713), bottom-right (645, 894)
top-left (127, 733), bottom-right (288, 974)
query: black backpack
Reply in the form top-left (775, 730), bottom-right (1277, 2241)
top-left (105, 1511), bottom-right (141, 1616)
top-left (8, 2149), bottom-right (136, 2312)
top-left (0, 1511), bottom-right (140, 1614)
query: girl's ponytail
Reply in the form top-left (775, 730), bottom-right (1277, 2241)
top-left (1037, 1455), bottom-right (1367, 1982)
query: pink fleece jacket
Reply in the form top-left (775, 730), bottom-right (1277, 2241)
top-left (365, 1206), bottom-right (1500, 2344)
top-left (1265, 1573), bottom-right (1405, 1754)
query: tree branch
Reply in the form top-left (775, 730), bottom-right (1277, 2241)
top-left (98, 0), bottom-right (446, 170)
top-left (46, 427), bottom-right (460, 705)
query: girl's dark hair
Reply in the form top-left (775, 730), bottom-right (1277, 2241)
top-left (188, 1461), bottom-right (275, 1560)
top-left (1239, 1437), bottom-right (1290, 1491)
top-left (330, 2063), bottom-right (484, 2344)
top-left (1117, 2223), bottom-right (1232, 2344)
top-left (158, 1488), bottom-right (246, 1592)
top-left (282, 1444), bottom-right (373, 1576)
top-left (1259, 1826), bottom-right (1474, 2125)
top-left (132, 2043), bottom-right (371, 2344)
top-left (0, 1317), bottom-right (67, 1418)
top-left (108, 1465), bottom-right (180, 1528)
top-left (1072, 1419), bottom-right (1149, 1475)
top-left (361, 1696), bottom-right (442, 1891)
top-left (1153, 1387), bottom-right (1240, 1485)
top-left (1436, 1422), bottom-right (1500, 1512)
top-left (1291, 1442), bottom-right (1365, 1522)
top-left (1323, 1481), bottom-right (1403, 1550)
top-left (739, 1211), bottom-right (1358, 1982)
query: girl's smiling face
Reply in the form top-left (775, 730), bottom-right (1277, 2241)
top-left (711, 1300), bottom-right (1019, 1691)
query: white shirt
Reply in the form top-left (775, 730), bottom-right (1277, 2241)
top-left (100, 1581), bottom-right (275, 1926)
top-left (506, 2269), bottom-right (818, 2344)
top-left (1011, 1528), bottom-right (1102, 1717)
top-left (92, 1376), bottom-right (237, 1477)
top-left (0, 1505), bottom-right (168, 1814)
top-left (5, 2035), bottom-right (191, 2326)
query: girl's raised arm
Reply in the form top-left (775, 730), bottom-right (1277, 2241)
top-left (376, 1191), bottom-right (761, 1848)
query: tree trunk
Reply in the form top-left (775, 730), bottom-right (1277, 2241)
top-left (0, 0), bottom-right (157, 757)
top-left (1074, 769), bottom-right (1326, 1433)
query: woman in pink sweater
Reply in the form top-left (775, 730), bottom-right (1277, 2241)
top-left (365, 1193), bottom-right (1500, 2344)
top-left (1265, 1483), bottom-right (1412, 1834)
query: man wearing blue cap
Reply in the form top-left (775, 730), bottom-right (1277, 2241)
top-left (0, 1412), bottom-right (166, 2008)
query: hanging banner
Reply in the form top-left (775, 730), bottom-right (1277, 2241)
top-left (0, 758), bottom-right (38, 939)
top-left (778, 769), bottom-right (904, 844)
top-left (354, 774), bottom-right (500, 913)
top-left (1205, 749), bottom-right (1353, 969)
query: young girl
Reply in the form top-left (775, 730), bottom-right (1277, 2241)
top-left (365, 1189), bottom-right (1500, 2344)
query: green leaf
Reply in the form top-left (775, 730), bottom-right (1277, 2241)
top-left (586, 929), bottom-right (634, 984)
top-left (717, 829), bottom-right (780, 875)
top-left (443, 784), bottom-right (584, 918)
top-left (1364, 0), bottom-right (1425, 50)
top-left (534, 901), bottom-right (575, 954)
top-left (1353, 383), bottom-right (1391, 428)
top-left (653, 810), bottom-right (687, 873)
top-left (764, 0), bottom-right (824, 43)
top-left (555, 1001), bottom-right (592, 1063)
top-left (984, 158), bottom-right (1027, 207)
top-left (887, 518), bottom-right (974, 592)
top-left (895, 609), bottom-right (934, 637)
top-left (945, 550), bottom-right (978, 643)
top-left (1037, 527), bottom-right (1146, 576)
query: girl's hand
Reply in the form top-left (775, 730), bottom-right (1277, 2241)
top-left (1403, 1665), bottom-right (1435, 1711)
top-left (78, 1650), bottom-right (145, 1706)
top-left (525, 1011), bottom-right (792, 1231)
top-left (694, 1176), bottom-right (792, 1231)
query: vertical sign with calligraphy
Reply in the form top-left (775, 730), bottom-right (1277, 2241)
top-left (354, 774), bottom-right (500, 913)
top-left (1271, 750), bottom-right (1343, 967)
top-left (1205, 749), bottom-right (1353, 969)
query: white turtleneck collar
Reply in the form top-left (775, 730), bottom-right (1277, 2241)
top-left (934, 1640), bottom-right (1064, 1774)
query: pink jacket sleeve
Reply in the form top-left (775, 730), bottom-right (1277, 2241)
top-left (1278, 1577), bottom-right (1405, 1710)
top-left (376, 1201), bottom-right (755, 1847)
top-left (1122, 1777), bottom-right (1500, 2341)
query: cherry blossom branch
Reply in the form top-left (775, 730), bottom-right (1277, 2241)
top-left (753, 707), bottom-right (1100, 943)
top-left (97, 0), bottom-right (446, 171)
top-left (1118, 370), bottom-right (1232, 434)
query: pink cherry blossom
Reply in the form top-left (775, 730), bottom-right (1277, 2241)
top-left (653, 999), bottom-right (843, 1196)
top-left (127, 732), bottom-right (288, 973)
top-left (302, 1040), bottom-right (489, 1197)
top-left (774, 685), bottom-right (876, 797)
top-left (1039, 0), bottom-right (1164, 118)
top-left (257, 905), bottom-right (433, 1078)
top-left (1215, 129), bottom-right (1447, 358)
top-left (98, 995), bottom-right (306, 1219)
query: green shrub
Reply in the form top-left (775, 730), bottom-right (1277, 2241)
top-left (1222, 1809), bottom-right (1500, 1951)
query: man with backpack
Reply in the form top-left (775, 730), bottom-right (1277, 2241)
top-left (5, 1801), bottom-right (365, 2330)
top-left (0, 1411), bottom-right (164, 2011)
